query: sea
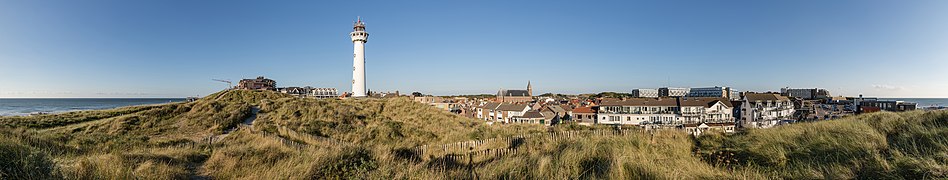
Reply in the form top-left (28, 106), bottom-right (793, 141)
top-left (0, 98), bottom-right (186, 116)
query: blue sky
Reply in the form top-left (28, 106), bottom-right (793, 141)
top-left (1, 0), bottom-right (946, 98)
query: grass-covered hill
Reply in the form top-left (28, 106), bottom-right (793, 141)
top-left (0, 90), bottom-right (946, 179)
top-left (0, 90), bottom-right (545, 179)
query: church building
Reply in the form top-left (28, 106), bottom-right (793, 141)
top-left (496, 81), bottom-right (534, 103)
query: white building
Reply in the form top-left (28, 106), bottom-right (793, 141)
top-left (740, 93), bottom-right (795, 128)
top-left (278, 87), bottom-right (337, 98)
top-left (278, 87), bottom-right (309, 97)
top-left (598, 97), bottom-right (736, 126)
top-left (350, 17), bottom-right (369, 97)
top-left (631, 88), bottom-right (659, 98)
top-left (659, 87), bottom-right (690, 97)
top-left (598, 98), bottom-right (681, 125)
top-left (311, 88), bottom-right (338, 99)
top-left (678, 97), bottom-right (734, 124)
top-left (494, 104), bottom-right (530, 123)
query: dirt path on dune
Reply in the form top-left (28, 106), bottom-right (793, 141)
top-left (216, 106), bottom-right (260, 139)
top-left (241, 107), bottom-right (260, 126)
top-left (192, 106), bottom-right (260, 179)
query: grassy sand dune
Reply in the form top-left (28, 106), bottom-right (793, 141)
top-left (695, 110), bottom-right (948, 179)
top-left (1, 90), bottom-right (946, 179)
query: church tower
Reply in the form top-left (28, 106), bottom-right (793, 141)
top-left (350, 17), bottom-right (369, 97)
top-left (527, 81), bottom-right (533, 96)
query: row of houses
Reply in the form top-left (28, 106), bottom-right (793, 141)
top-left (595, 93), bottom-right (795, 134)
top-left (277, 87), bottom-right (339, 99)
top-left (469, 91), bottom-right (800, 135)
top-left (433, 83), bottom-right (921, 136)
top-left (595, 97), bottom-right (734, 126)
top-left (236, 76), bottom-right (339, 99)
top-left (473, 102), bottom-right (574, 126)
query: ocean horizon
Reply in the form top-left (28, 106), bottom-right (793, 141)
top-left (0, 98), bottom-right (186, 116)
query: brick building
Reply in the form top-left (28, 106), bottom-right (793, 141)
top-left (237, 76), bottom-right (276, 91)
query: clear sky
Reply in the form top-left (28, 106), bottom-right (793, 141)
top-left (1, 0), bottom-right (947, 98)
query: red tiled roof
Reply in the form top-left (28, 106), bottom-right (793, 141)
top-left (572, 106), bottom-right (596, 113)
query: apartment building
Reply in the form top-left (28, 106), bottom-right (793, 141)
top-left (740, 93), bottom-right (795, 128)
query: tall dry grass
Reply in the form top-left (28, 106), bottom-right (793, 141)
top-left (254, 97), bottom-right (547, 148)
top-left (0, 90), bottom-right (945, 179)
top-left (695, 110), bottom-right (948, 179)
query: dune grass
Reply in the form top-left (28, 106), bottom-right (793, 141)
top-left (0, 105), bottom-right (164, 129)
top-left (0, 90), bottom-right (946, 179)
top-left (694, 110), bottom-right (948, 179)
top-left (254, 97), bottom-right (547, 147)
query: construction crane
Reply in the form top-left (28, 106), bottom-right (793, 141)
top-left (212, 79), bottom-right (233, 90)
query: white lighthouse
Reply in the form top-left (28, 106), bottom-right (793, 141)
top-left (350, 17), bottom-right (368, 97)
